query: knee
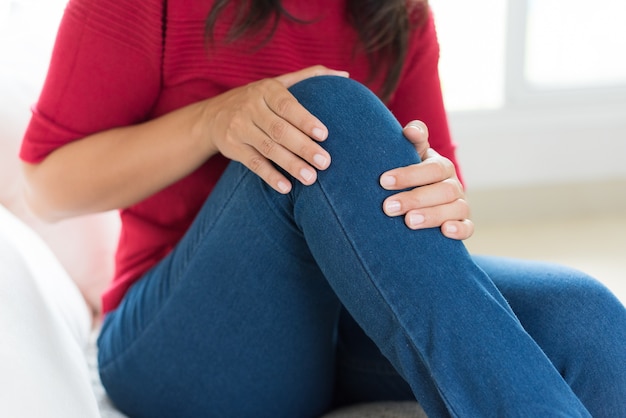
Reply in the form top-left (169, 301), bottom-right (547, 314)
top-left (537, 270), bottom-right (624, 335)
top-left (288, 76), bottom-right (415, 172)
top-left (288, 75), bottom-right (378, 106)
top-left (288, 76), bottom-right (399, 135)
top-left (479, 257), bottom-right (626, 359)
top-left (557, 273), bottom-right (624, 328)
top-left (537, 271), bottom-right (626, 366)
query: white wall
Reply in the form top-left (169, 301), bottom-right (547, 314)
top-left (452, 101), bottom-right (626, 191)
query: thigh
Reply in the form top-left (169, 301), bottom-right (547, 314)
top-left (473, 255), bottom-right (626, 417)
top-left (98, 162), bottom-right (341, 418)
top-left (472, 254), bottom-right (624, 361)
top-left (333, 254), bottom-right (626, 414)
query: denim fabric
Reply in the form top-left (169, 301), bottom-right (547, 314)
top-left (98, 76), bottom-right (626, 418)
top-left (333, 256), bottom-right (626, 418)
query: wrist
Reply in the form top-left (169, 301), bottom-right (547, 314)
top-left (189, 100), bottom-right (219, 159)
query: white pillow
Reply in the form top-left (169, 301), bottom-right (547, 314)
top-left (0, 204), bottom-right (100, 417)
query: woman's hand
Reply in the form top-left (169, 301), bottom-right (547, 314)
top-left (379, 121), bottom-right (474, 240)
top-left (202, 66), bottom-right (349, 194)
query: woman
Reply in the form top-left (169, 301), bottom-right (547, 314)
top-left (20, 0), bottom-right (626, 416)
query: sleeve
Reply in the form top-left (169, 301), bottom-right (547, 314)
top-left (387, 10), bottom-right (464, 186)
top-left (19, 0), bottom-right (165, 163)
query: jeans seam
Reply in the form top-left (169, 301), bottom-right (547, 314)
top-left (314, 179), bottom-right (460, 417)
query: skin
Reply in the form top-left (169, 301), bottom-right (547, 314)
top-left (382, 121), bottom-right (473, 239)
top-left (22, 65), bottom-right (472, 240)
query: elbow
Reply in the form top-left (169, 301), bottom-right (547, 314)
top-left (20, 162), bottom-right (68, 223)
top-left (21, 189), bottom-right (63, 224)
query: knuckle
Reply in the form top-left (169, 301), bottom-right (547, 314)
top-left (458, 199), bottom-right (472, 218)
top-left (424, 159), bottom-right (445, 181)
top-left (307, 65), bottom-right (325, 76)
top-left (274, 96), bottom-right (294, 115)
top-left (407, 192), bottom-right (425, 208)
top-left (255, 78), bottom-right (273, 89)
top-left (437, 157), bottom-right (452, 177)
top-left (442, 179), bottom-right (461, 201)
top-left (245, 82), bottom-right (262, 97)
top-left (269, 119), bottom-right (288, 142)
top-left (250, 79), bottom-right (278, 98)
top-left (428, 157), bottom-right (453, 179)
top-left (260, 137), bottom-right (275, 156)
top-left (225, 120), bottom-right (243, 142)
top-left (248, 155), bottom-right (265, 174)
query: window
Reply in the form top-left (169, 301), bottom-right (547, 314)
top-left (430, 0), bottom-right (626, 111)
top-left (525, 0), bottom-right (626, 89)
top-left (430, 0), bottom-right (626, 189)
top-left (429, 0), bottom-right (507, 111)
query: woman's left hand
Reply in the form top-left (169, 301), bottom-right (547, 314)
top-left (379, 120), bottom-right (474, 240)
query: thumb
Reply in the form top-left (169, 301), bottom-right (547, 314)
top-left (403, 120), bottom-right (430, 160)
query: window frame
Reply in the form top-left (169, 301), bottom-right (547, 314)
top-left (503, 0), bottom-right (626, 109)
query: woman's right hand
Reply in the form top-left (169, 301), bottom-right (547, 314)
top-left (21, 67), bottom-right (348, 222)
top-left (201, 66), bottom-right (349, 194)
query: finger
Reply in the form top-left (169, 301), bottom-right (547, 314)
top-left (402, 120), bottom-right (429, 160)
top-left (275, 65), bottom-right (350, 88)
top-left (401, 199), bottom-right (471, 230)
top-left (441, 219), bottom-right (475, 240)
top-left (249, 122), bottom-right (321, 186)
top-left (253, 93), bottom-right (331, 177)
top-left (261, 80), bottom-right (330, 142)
top-left (382, 179), bottom-right (464, 217)
top-left (380, 150), bottom-right (455, 191)
top-left (240, 146), bottom-right (293, 194)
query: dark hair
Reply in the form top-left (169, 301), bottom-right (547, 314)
top-left (205, 0), bottom-right (429, 102)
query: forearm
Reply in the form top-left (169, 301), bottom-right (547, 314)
top-left (22, 101), bottom-right (217, 222)
top-left (22, 67), bottom-right (346, 222)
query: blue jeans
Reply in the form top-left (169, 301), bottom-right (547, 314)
top-left (98, 76), bottom-right (626, 418)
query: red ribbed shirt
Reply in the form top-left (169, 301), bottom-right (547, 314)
top-left (20, 0), bottom-right (459, 313)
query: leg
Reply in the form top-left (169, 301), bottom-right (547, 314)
top-left (474, 256), bottom-right (626, 418)
top-left (99, 76), bottom-right (590, 418)
top-left (98, 161), bottom-right (342, 418)
top-left (333, 257), bottom-right (626, 418)
top-left (332, 306), bottom-right (416, 405)
top-left (288, 77), bottom-right (589, 417)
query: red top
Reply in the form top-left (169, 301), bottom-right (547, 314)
top-left (20, 0), bottom-right (459, 313)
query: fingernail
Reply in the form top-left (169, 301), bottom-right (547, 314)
top-left (408, 124), bottom-right (424, 134)
top-left (277, 180), bottom-right (291, 193)
top-left (385, 200), bottom-right (401, 215)
top-left (312, 127), bottom-right (327, 141)
top-left (380, 175), bottom-right (396, 188)
top-left (313, 153), bottom-right (329, 169)
top-left (300, 168), bottom-right (315, 183)
top-left (445, 224), bottom-right (458, 234)
top-left (409, 213), bottom-right (425, 227)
